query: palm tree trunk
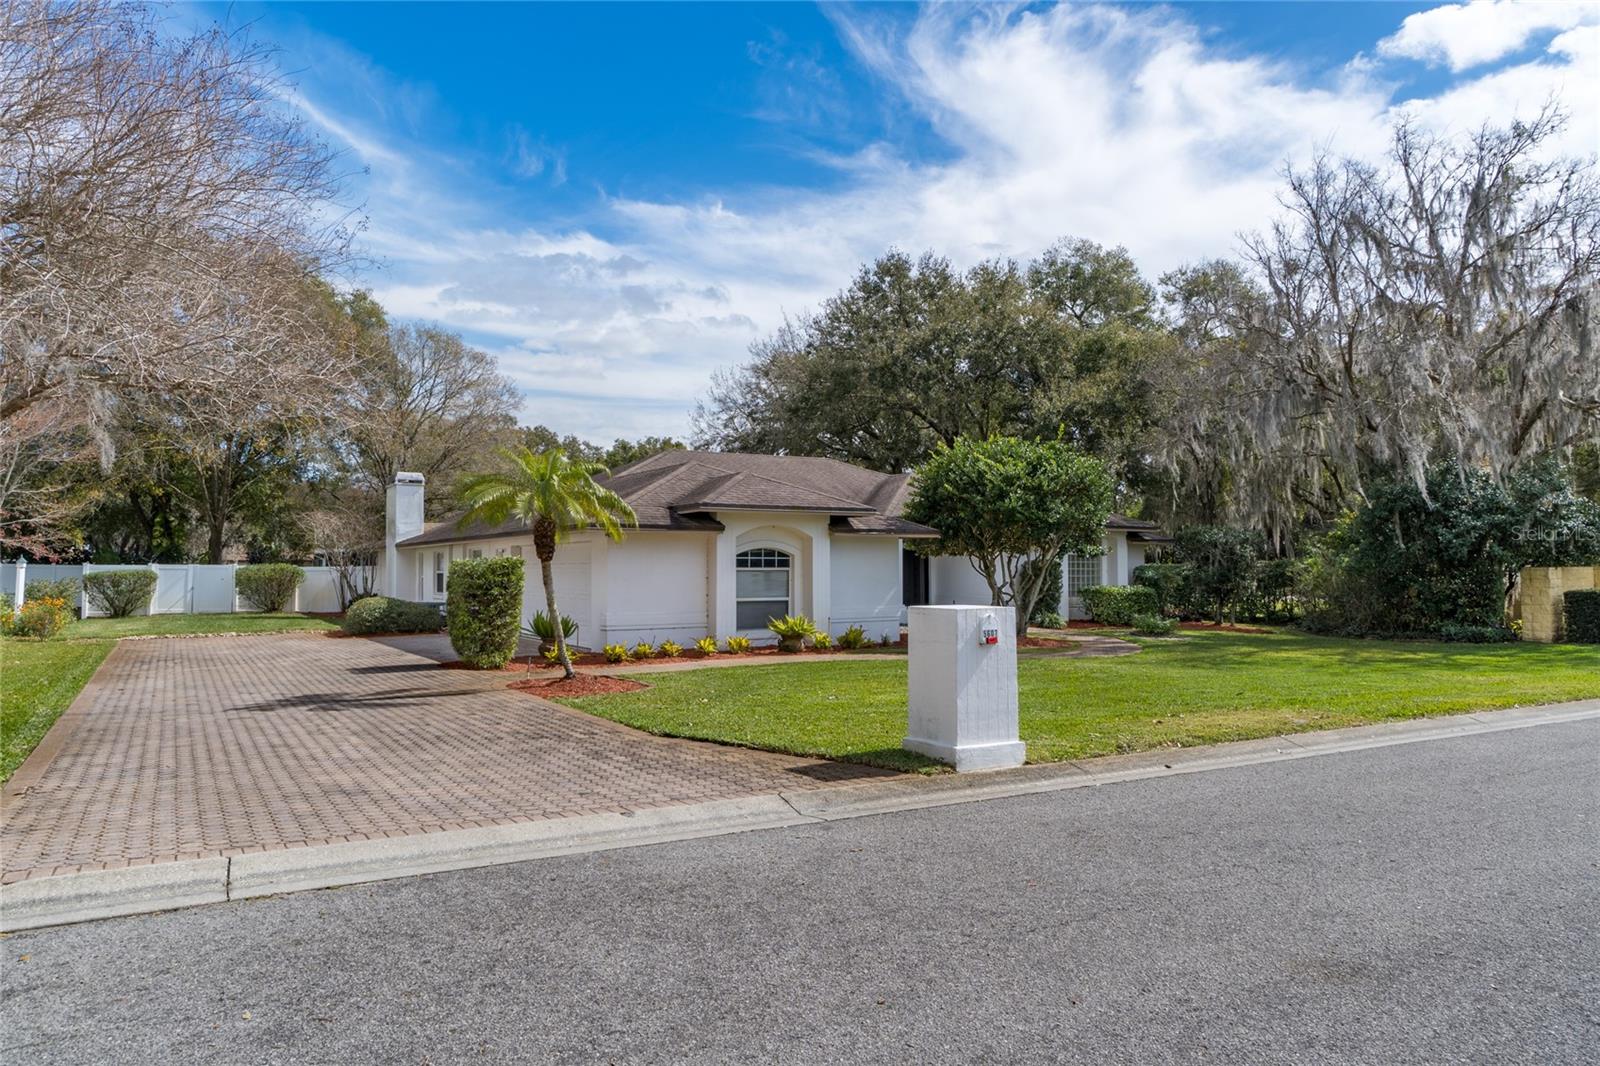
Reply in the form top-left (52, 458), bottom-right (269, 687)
top-left (539, 552), bottom-right (574, 680)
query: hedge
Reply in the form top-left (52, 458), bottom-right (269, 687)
top-left (340, 596), bottom-right (444, 635)
top-left (1079, 585), bottom-right (1159, 625)
top-left (446, 556), bottom-right (524, 668)
top-left (1565, 589), bottom-right (1600, 644)
top-left (1435, 623), bottom-right (1517, 644)
top-left (235, 563), bottom-right (304, 612)
top-left (1131, 563), bottom-right (1190, 615)
top-left (83, 569), bottom-right (157, 617)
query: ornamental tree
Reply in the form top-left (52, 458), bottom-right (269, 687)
top-left (905, 436), bottom-right (1114, 635)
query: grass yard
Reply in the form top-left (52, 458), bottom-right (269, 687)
top-left (1, 639), bottom-right (114, 782)
top-left (66, 612), bottom-right (338, 639)
top-left (558, 630), bottom-right (1600, 772)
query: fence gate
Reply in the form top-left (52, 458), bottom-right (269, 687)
top-left (152, 565), bottom-right (190, 614)
top-left (191, 565), bottom-right (236, 613)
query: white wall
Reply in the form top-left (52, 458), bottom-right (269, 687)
top-left (929, 555), bottom-right (996, 606)
top-left (829, 536), bottom-right (904, 642)
top-left (598, 531), bottom-right (711, 647)
top-left (1, 563), bottom-right (374, 617)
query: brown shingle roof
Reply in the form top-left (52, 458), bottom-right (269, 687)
top-left (396, 452), bottom-right (1167, 547)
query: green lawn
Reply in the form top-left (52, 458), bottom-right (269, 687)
top-left (1, 639), bottom-right (114, 782)
top-left (559, 630), bottom-right (1600, 772)
top-left (65, 612), bottom-right (338, 639)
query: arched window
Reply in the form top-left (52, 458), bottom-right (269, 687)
top-left (735, 548), bottom-right (791, 629)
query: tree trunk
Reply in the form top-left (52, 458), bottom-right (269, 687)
top-left (534, 519), bottom-right (573, 679)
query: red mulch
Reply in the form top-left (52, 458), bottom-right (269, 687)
top-left (1177, 621), bottom-right (1273, 634)
top-left (439, 638), bottom-right (907, 672)
top-left (507, 674), bottom-right (646, 697)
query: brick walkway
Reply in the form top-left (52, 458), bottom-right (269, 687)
top-left (0, 635), bottom-right (890, 883)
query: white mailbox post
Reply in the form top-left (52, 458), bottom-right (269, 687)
top-left (903, 604), bottom-right (1025, 772)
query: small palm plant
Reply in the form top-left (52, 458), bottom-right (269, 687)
top-left (458, 448), bottom-right (636, 679)
top-left (767, 614), bottom-right (817, 653)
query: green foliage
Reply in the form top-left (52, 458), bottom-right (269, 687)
top-left (906, 436), bottom-right (1114, 631)
top-left (235, 563), bottom-right (304, 612)
top-left (694, 637), bottom-right (718, 655)
top-left (811, 631), bottom-right (833, 650)
top-left (725, 635), bottom-right (752, 653)
top-left (83, 569), bottom-right (157, 617)
top-left (446, 557), bottom-right (524, 669)
top-left (1173, 526), bottom-right (1261, 624)
top-left (1034, 611), bottom-right (1064, 630)
top-left (1435, 623), bottom-right (1518, 644)
top-left (659, 640), bottom-right (683, 657)
top-left (694, 243), bottom-right (1168, 484)
top-left (836, 625), bottom-right (869, 650)
top-left (524, 611), bottom-right (577, 645)
top-left (1022, 554), bottom-right (1063, 622)
top-left (1303, 462), bottom-right (1600, 637)
top-left (1130, 613), bottom-right (1176, 636)
top-left (1565, 590), bottom-right (1600, 643)
top-left (11, 597), bottom-right (71, 638)
top-left (632, 641), bottom-right (657, 659)
top-left (340, 596), bottom-right (444, 635)
top-left (603, 643), bottom-right (629, 663)
top-left (1079, 585), bottom-right (1160, 625)
top-left (767, 614), bottom-right (817, 651)
top-left (24, 577), bottom-right (79, 606)
top-left (1131, 563), bottom-right (1191, 616)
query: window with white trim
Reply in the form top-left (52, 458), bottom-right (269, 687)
top-left (735, 548), bottom-right (791, 630)
top-left (1064, 554), bottom-right (1101, 601)
top-left (433, 552), bottom-right (447, 595)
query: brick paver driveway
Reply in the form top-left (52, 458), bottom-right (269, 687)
top-left (0, 635), bottom-right (889, 883)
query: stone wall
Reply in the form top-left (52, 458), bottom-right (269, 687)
top-left (1515, 566), bottom-right (1600, 642)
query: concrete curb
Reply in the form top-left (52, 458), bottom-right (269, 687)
top-left (3, 700), bottom-right (1597, 932)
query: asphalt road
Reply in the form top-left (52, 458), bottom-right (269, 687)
top-left (3, 719), bottom-right (1597, 1065)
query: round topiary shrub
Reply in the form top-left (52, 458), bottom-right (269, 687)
top-left (83, 569), bottom-right (158, 617)
top-left (235, 563), bottom-right (304, 612)
top-left (446, 556), bottom-right (524, 668)
top-left (340, 596), bottom-right (444, 635)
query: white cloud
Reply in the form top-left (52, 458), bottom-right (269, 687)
top-left (1377, 0), bottom-right (1599, 72)
top-left (284, 2), bottom-right (1600, 441)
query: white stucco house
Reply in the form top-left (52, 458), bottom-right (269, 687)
top-left (383, 451), bottom-right (1166, 648)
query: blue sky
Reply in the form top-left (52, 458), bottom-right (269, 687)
top-left (188, 1), bottom-right (1600, 441)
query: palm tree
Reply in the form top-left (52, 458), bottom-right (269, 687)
top-left (457, 447), bottom-right (636, 679)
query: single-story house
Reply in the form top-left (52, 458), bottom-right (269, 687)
top-left (383, 451), bottom-right (1166, 648)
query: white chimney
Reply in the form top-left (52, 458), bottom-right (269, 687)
top-left (385, 472), bottom-right (426, 597)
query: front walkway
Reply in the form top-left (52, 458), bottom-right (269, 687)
top-left (0, 634), bottom-right (888, 883)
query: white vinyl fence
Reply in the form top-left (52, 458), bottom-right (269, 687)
top-left (1, 561), bottom-right (375, 617)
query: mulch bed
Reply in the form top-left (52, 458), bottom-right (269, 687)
top-left (1176, 621), bottom-right (1273, 634)
top-left (440, 637), bottom-right (908, 672)
top-left (506, 674), bottom-right (646, 697)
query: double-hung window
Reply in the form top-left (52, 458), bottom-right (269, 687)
top-left (735, 548), bottom-right (791, 630)
top-left (433, 552), bottom-right (447, 596)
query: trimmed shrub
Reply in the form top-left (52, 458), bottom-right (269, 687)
top-left (1129, 612), bottom-right (1176, 636)
top-left (1132, 563), bottom-right (1192, 616)
top-left (24, 576), bottom-right (80, 610)
top-left (340, 596), bottom-right (444, 635)
top-left (1435, 623), bottom-right (1518, 644)
top-left (84, 569), bottom-right (157, 617)
top-left (836, 625), bottom-right (869, 650)
top-left (603, 643), bottom-right (629, 663)
top-left (1079, 585), bottom-right (1159, 625)
top-left (12, 596), bottom-right (71, 638)
top-left (1033, 610), bottom-right (1064, 630)
top-left (235, 563), bottom-right (304, 612)
top-left (1564, 589), bottom-right (1600, 643)
top-left (446, 557), bottom-right (524, 668)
